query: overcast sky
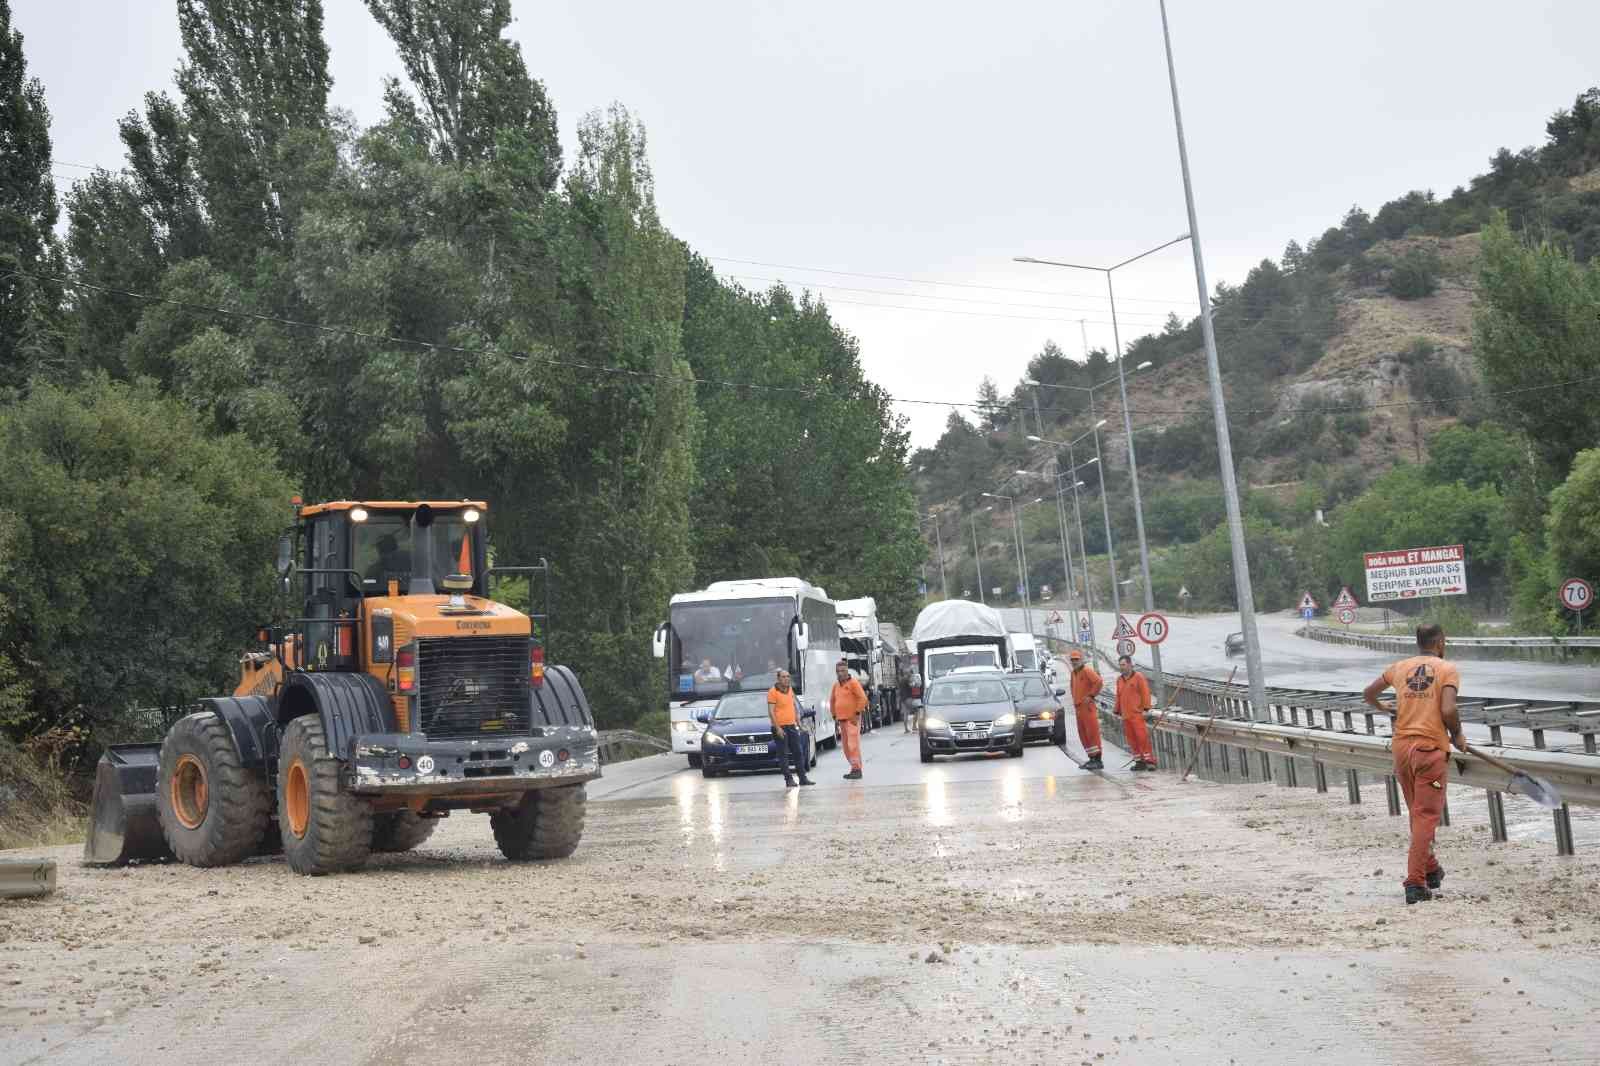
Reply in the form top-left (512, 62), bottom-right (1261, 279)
top-left (15, 1), bottom-right (1600, 445)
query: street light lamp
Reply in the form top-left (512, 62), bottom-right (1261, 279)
top-left (1016, 238), bottom-right (1185, 698)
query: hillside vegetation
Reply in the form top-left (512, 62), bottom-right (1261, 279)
top-left (915, 87), bottom-right (1600, 633)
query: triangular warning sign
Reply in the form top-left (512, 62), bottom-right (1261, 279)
top-left (1115, 615), bottom-right (1136, 639)
top-left (1333, 586), bottom-right (1358, 610)
top-left (1298, 592), bottom-right (1317, 612)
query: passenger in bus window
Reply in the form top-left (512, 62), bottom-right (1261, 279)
top-left (693, 660), bottom-right (723, 684)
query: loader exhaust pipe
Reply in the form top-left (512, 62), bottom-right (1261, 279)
top-left (82, 745), bottom-right (173, 866)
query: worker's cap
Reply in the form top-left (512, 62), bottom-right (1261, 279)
top-left (1068, 650), bottom-right (1083, 661)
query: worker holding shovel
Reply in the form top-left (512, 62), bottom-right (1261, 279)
top-left (1362, 623), bottom-right (1467, 905)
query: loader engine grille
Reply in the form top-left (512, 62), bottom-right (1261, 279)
top-left (417, 637), bottom-right (531, 740)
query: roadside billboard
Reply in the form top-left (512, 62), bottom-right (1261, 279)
top-left (1363, 544), bottom-right (1467, 603)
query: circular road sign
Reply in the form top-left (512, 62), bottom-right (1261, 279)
top-left (1338, 607), bottom-right (1356, 625)
top-left (1116, 638), bottom-right (1136, 658)
top-left (1135, 612), bottom-right (1170, 645)
top-left (1560, 577), bottom-right (1593, 612)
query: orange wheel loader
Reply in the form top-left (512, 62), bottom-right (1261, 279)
top-left (84, 500), bottom-right (600, 875)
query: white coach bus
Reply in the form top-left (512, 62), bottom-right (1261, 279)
top-left (653, 578), bottom-right (841, 768)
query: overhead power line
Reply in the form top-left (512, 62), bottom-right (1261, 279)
top-left (706, 255), bottom-right (1196, 305)
top-left (9, 267), bottom-right (1599, 423)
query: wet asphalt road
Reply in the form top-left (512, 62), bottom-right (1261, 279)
top-left (4, 619), bottom-right (1598, 1065)
top-left (1000, 606), bottom-right (1600, 701)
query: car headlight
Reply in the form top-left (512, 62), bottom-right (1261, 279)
top-left (993, 713), bottom-right (1017, 728)
top-left (703, 731), bottom-right (725, 745)
top-left (923, 716), bottom-right (948, 731)
top-left (1037, 710), bottom-right (1054, 720)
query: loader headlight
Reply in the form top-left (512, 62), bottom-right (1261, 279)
top-left (672, 720), bottom-right (698, 732)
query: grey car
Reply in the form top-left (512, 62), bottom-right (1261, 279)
top-left (1005, 673), bottom-right (1068, 745)
top-left (919, 673), bottom-right (1025, 762)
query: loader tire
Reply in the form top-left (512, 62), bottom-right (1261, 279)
top-left (371, 810), bottom-right (438, 853)
top-left (490, 784), bottom-right (586, 861)
top-left (277, 715), bottom-right (372, 875)
top-left (157, 710), bottom-right (271, 868)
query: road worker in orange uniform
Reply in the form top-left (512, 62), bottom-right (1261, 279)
top-left (1115, 654), bottom-right (1156, 771)
top-left (831, 660), bottom-right (869, 780)
top-left (1068, 649), bottom-right (1104, 770)
top-left (1363, 623), bottom-right (1467, 904)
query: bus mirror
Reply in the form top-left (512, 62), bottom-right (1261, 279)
top-left (794, 622), bottom-right (810, 652)
top-left (275, 533), bottom-right (294, 575)
top-left (652, 623), bottom-right (667, 659)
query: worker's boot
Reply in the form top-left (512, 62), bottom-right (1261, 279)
top-left (1083, 756), bottom-right (1103, 770)
top-left (1404, 884), bottom-right (1434, 905)
top-left (1425, 866), bottom-right (1444, 891)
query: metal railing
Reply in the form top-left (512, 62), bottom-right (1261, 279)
top-left (596, 729), bottom-right (672, 765)
top-left (1301, 625), bottom-right (1600, 662)
top-left (1097, 670), bottom-right (1600, 856)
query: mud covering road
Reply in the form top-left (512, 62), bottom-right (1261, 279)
top-left (4, 717), bottom-right (1598, 1066)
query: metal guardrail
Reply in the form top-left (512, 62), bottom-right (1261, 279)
top-left (1301, 625), bottom-right (1600, 662)
top-left (1095, 670), bottom-right (1600, 856)
top-left (596, 729), bottom-right (672, 765)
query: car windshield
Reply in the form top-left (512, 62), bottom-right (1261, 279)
top-left (926, 649), bottom-right (999, 679)
top-left (1005, 677), bottom-right (1048, 700)
top-left (928, 679), bottom-right (1010, 706)
top-left (713, 692), bottom-right (772, 720)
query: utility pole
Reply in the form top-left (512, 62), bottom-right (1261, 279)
top-left (1159, 0), bottom-right (1268, 719)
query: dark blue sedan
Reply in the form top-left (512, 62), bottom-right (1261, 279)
top-left (697, 690), bottom-right (817, 778)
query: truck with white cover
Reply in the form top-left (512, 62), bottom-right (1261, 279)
top-left (910, 600), bottom-right (1010, 688)
top-left (835, 596), bottom-right (884, 729)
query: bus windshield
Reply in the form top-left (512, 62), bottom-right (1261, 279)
top-left (669, 598), bottom-right (793, 698)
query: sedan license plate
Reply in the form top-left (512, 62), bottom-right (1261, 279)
top-left (737, 744), bottom-right (769, 755)
top-left (954, 730), bottom-right (986, 741)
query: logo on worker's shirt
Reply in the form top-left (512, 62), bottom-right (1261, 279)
top-left (1404, 664), bottom-right (1435, 693)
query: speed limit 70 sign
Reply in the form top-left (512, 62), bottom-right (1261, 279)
top-left (1135, 612), bottom-right (1170, 645)
top-left (1560, 578), bottom-right (1593, 612)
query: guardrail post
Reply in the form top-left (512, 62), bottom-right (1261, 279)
top-left (1554, 805), bottom-right (1575, 857)
top-left (1314, 760), bottom-right (1328, 793)
top-left (1385, 775), bottom-right (1401, 816)
top-left (1342, 710), bottom-right (1353, 732)
top-left (1346, 769), bottom-right (1361, 804)
top-left (1259, 750), bottom-right (1273, 781)
top-left (1487, 791), bottom-right (1507, 843)
top-left (1489, 725), bottom-right (1503, 746)
top-left (1219, 743), bottom-right (1231, 778)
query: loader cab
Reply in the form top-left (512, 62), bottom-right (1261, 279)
top-left (288, 501), bottom-right (489, 672)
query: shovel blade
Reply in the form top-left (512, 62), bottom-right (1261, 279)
top-left (1511, 771), bottom-right (1562, 810)
top-left (82, 744), bottom-right (173, 866)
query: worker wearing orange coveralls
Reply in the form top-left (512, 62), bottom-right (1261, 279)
top-left (1362, 623), bottom-right (1466, 905)
top-left (831, 660), bottom-right (869, 780)
top-left (1115, 654), bottom-right (1156, 771)
top-left (1068, 649), bottom-right (1104, 770)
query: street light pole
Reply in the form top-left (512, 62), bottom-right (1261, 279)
top-left (1065, 447), bottom-right (1094, 646)
top-left (921, 513), bottom-right (949, 599)
top-left (980, 492), bottom-right (1027, 629)
top-left (1159, 0), bottom-right (1268, 719)
top-left (1017, 238), bottom-right (1186, 699)
top-left (1086, 418), bottom-right (1123, 631)
top-left (970, 511), bottom-right (987, 606)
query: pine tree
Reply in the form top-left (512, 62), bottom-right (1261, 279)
top-left (0, 0), bottom-right (63, 389)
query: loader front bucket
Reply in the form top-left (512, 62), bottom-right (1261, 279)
top-left (82, 744), bottom-right (172, 866)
